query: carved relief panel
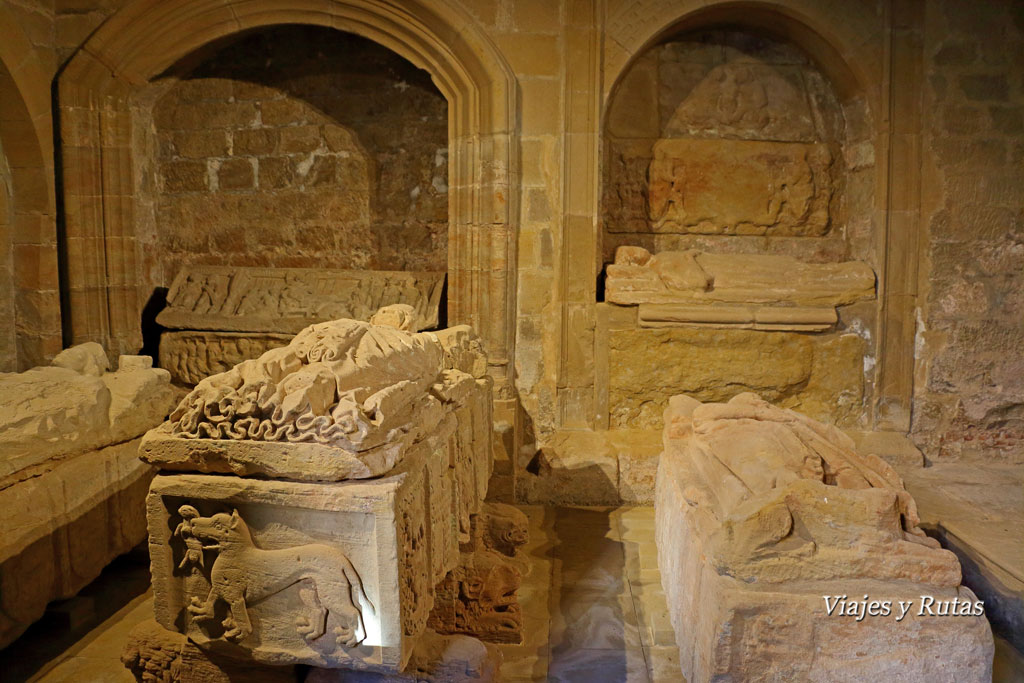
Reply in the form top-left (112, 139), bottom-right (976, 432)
top-left (147, 462), bottom-right (454, 670)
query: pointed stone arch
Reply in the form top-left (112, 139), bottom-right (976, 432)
top-left (0, 5), bottom-right (60, 370)
top-left (57, 0), bottom-right (519, 396)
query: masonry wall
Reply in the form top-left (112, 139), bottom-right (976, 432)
top-left (602, 29), bottom-right (872, 265)
top-left (0, 142), bottom-right (14, 371)
top-left (914, 0), bottom-right (1024, 462)
top-left (134, 26), bottom-right (448, 294)
top-left (1, 0), bottom-right (1022, 473)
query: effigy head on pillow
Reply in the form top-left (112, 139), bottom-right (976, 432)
top-left (141, 313), bottom-right (490, 481)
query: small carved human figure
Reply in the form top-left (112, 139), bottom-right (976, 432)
top-left (181, 508), bottom-right (373, 647)
top-left (174, 505), bottom-right (205, 571)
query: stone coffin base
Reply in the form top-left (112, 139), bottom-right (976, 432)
top-left (655, 451), bottom-right (994, 681)
top-left (0, 437), bottom-right (154, 648)
top-left (159, 330), bottom-right (292, 386)
top-left (122, 620), bottom-right (500, 683)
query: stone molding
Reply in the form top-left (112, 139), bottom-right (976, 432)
top-left (0, 4), bottom-right (61, 369)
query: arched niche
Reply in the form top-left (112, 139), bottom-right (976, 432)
top-left (0, 6), bottom-right (60, 370)
top-left (132, 26), bottom-right (448, 301)
top-left (585, 2), bottom-right (893, 433)
top-left (57, 0), bottom-right (519, 397)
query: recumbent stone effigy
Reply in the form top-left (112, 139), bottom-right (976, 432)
top-left (655, 392), bottom-right (994, 681)
top-left (127, 310), bottom-right (497, 676)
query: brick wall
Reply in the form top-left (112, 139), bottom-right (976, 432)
top-left (137, 26), bottom-right (448, 293)
top-left (913, 0), bottom-right (1024, 461)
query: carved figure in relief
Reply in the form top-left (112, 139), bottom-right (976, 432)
top-left (181, 508), bottom-right (373, 647)
top-left (173, 505), bottom-right (205, 571)
top-left (429, 503), bottom-right (529, 644)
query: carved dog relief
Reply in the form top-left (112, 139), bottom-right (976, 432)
top-left (147, 452), bottom-right (463, 670)
top-left (174, 507), bottom-right (373, 649)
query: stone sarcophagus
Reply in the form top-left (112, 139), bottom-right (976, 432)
top-left (135, 313), bottom-right (493, 674)
top-left (655, 393), bottom-right (994, 681)
top-left (157, 266), bottom-right (445, 385)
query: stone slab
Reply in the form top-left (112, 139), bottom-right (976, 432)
top-left (607, 328), bottom-right (865, 429)
top-left (156, 266), bottom-right (445, 333)
top-left (0, 437), bottom-right (154, 648)
top-left (646, 138), bottom-right (832, 236)
top-left (0, 349), bottom-right (175, 482)
top-left (901, 462), bottom-right (1024, 651)
top-left (159, 331), bottom-right (292, 385)
top-left (606, 247), bottom-right (876, 308)
top-left (638, 302), bottom-right (837, 331)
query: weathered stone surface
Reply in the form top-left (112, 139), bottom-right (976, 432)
top-left (521, 430), bottom-right (621, 505)
top-left (608, 328), bottom-right (865, 429)
top-left (606, 246), bottom-right (876, 308)
top-left (159, 330), bottom-right (293, 385)
top-left (0, 437), bottom-right (154, 648)
top-left (0, 345), bottom-right (175, 481)
top-left (122, 619), bottom-right (297, 682)
top-left (646, 138), bottom-right (833, 235)
top-left (143, 27), bottom-right (449, 298)
top-left (306, 629), bottom-right (501, 682)
top-left (661, 62), bottom-right (818, 142)
top-left (638, 302), bottom-right (837, 331)
top-left (141, 319), bottom-right (491, 481)
top-left (901, 461), bottom-right (1024, 652)
top-left (656, 393), bottom-right (993, 680)
top-left (428, 503), bottom-right (529, 644)
top-left (156, 266), bottom-right (445, 334)
top-left (146, 432), bottom-right (481, 671)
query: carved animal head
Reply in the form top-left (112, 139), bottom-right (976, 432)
top-left (188, 510), bottom-right (252, 548)
top-left (480, 505), bottom-right (529, 557)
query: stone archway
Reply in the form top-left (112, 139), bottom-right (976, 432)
top-left (57, 0), bottom-right (519, 398)
top-left (0, 5), bottom-right (60, 370)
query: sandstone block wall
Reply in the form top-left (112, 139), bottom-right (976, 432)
top-left (137, 26), bottom-right (448, 295)
top-left (603, 29), bottom-right (873, 264)
top-left (914, 0), bottom-right (1024, 462)
top-left (0, 142), bottom-right (13, 372)
top-left (0, 0), bottom-right (1021, 480)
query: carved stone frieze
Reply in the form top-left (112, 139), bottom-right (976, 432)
top-left (159, 331), bottom-right (292, 386)
top-left (157, 266), bottom-right (445, 334)
top-left (147, 443), bottom-right (468, 671)
top-left (647, 138), bottom-right (833, 236)
top-left (427, 503), bottom-right (529, 644)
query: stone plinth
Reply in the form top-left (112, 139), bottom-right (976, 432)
top-left (148, 434), bottom-right (459, 671)
top-left (655, 393), bottom-right (994, 681)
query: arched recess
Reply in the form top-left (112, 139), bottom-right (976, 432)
top-left (560, 0), bottom-right (911, 433)
top-left (603, 0), bottom-right (881, 110)
top-left (57, 0), bottom-right (519, 397)
top-left (0, 5), bottom-right (60, 370)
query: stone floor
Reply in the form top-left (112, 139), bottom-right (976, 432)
top-left (3, 505), bottom-right (1021, 682)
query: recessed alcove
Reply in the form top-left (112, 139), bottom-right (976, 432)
top-left (596, 27), bottom-right (878, 431)
top-left (134, 26), bottom-right (448, 290)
